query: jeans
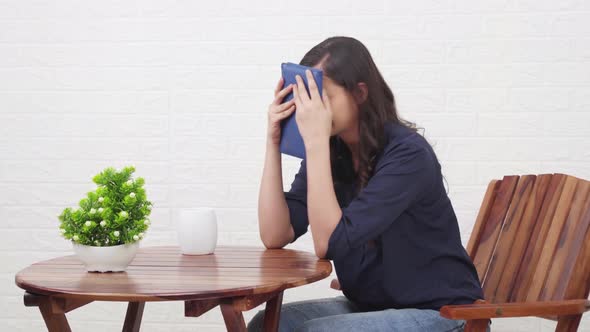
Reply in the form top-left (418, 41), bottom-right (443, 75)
top-left (247, 296), bottom-right (491, 332)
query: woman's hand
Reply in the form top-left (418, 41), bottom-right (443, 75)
top-left (293, 70), bottom-right (333, 149)
top-left (267, 77), bottom-right (296, 146)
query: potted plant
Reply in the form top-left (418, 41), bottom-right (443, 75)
top-left (58, 166), bottom-right (153, 272)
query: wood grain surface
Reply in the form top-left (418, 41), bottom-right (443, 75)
top-left (15, 246), bottom-right (332, 302)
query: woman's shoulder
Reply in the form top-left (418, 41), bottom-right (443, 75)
top-left (383, 122), bottom-right (431, 153)
top-left (378, 121), bottom-right (439, 169)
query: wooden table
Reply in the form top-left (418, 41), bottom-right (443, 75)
top-left (14, 245), bottom-right (332, 332)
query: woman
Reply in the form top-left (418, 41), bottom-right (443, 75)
top-left (250, 36), bottom-right (486, 332)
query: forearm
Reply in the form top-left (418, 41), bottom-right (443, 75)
top-left (305, 139), bottom-right (342, 258)
top-left (257, 142), bottom-right (294, 248)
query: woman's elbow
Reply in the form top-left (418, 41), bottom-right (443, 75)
top-left (259, 228), bottom-right (294, 249)
top-left (261, 237), bottom-right (287, 249)
top-left (314, 243), bottom-right (328, 259)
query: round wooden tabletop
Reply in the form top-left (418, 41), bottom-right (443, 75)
top-left (15, 246), bottom-right (333, 302)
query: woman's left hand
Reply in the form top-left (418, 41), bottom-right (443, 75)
top-left (293, 70), bottom-right (333, 148)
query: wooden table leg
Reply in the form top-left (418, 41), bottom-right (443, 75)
top-left (123, 302), bottom-right (145, 332)
top-left (218, 290), bottom-right (285, 332)
top-left (263, 291), bottom-right (284, 332)
top-left (220, 303), bottom-right (247, 332)
top-left (556, 314), bottom-right (582, 332)
top-left (464, 319), bottom-right (490, 332)
top-left (38, 296), bottom-right (72, 332)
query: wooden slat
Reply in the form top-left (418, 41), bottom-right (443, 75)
top-left (560, 194), bottom-right (590, 301)
top-left (541, 180), bottom-right (590, 300)
top-left (19, 247), bottom-right (330, 266)
top-left (472, 176), bottom-right (519, 285)
top-left (551, 191), bottom-right (590, 331)
top-left (484, 175), bottom-right (536, 302)
top-left (512, 174), bottom-right (568, 302)
top-left (467, 180), bottom-right (500, 260)
top-left (526, 176), bottom-right (579, 302)
top-left (21, 265), bottom-right (323, 276)
top-left (498, 174), bottom-right (553, 302)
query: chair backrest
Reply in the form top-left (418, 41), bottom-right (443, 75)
top-left (467, 174), bottom-right (590, 304)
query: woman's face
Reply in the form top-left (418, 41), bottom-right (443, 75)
top-left (321, 75), bottom-right (360, 137)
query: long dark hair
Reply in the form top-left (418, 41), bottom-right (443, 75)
top-left (300, 36), bottom-right (419, 192)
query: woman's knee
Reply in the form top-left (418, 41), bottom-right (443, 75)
top-left (247, 297), bottom-right (354, 332)
top-left (246, 306), bottom-right (302, 332)
top-left (246, 310), bottom-right (265, 332)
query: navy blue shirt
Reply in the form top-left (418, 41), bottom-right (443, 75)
top-left (284, 121), bottom-right (484, 311)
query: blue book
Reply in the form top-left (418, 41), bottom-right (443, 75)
top-left (279, 62), bottom-right (324, 159)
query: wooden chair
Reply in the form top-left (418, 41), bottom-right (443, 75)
top-left (440, 174), bottom-right (590, 331)
top-left (331, 173), bottom-right (590, 331)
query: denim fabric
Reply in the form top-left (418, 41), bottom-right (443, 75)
top-left (247, 296), bottom-right (491, 332)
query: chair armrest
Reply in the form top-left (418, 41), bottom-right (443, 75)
top-left (330, 279), bottom-right (341, 290)
top-left (440, 299), bottom-right (590, 320)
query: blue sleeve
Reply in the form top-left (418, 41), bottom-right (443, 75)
top-left (325, 142), bottom-right (436, 261)
top-left (284, 159), bottom-right (309, 242)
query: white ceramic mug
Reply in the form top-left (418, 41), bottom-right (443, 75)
top-left (175, 208), bottom-right (218, 255)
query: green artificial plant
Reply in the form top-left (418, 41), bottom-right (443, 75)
top-left (58, 166), bottom-right (153, 246)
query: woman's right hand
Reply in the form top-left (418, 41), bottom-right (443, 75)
top-left (267, 77), bottom-right (296, 146)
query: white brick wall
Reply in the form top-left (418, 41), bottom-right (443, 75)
top-left (1, 0), bottom-right (589, 331)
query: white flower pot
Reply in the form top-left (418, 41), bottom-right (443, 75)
top-left (72, 242), bottom-right (140, 272)
top-left (175, 208), bottom-right (218, 255)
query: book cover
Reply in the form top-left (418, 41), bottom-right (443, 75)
top-left (279, 62), bottom-right (324, 159)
